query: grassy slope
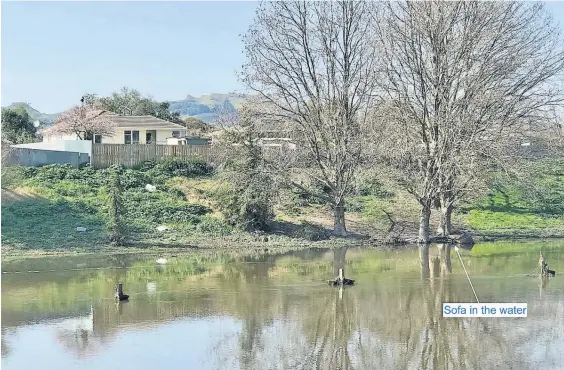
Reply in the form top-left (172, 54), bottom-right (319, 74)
top-left (2, 161), bottom-right (563, 256)
top-left (0, 166), bottom-right (351, 255)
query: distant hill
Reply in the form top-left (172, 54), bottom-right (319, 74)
top-left (3, 93), bottom-right (248, 126)
top-left (2, 102), bottom-right (59, 124)
top-left (168, 93), bottom-right (247, 123)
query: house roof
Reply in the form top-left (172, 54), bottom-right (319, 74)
top-left (107, 115), bottom-right (187, 130)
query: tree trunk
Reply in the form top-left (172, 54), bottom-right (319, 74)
top-left (333, 247), bottom-right (348, 276)
top-left (438, 244), bottom-right (452, 276)
top-left (333, 202), bottom-right (347, 237)
top-left (418, 204), bottom-right (431, 244)
top-left (419, 243), bottom-right (430, 279)
top-left (437, 204), bottom-right (454, 236)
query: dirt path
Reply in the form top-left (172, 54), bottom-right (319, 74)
top-left (1, 188), bottom-right (44, 206)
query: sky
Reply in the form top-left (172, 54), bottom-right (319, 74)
top-left (1, 1), bottom-right (564, 114)
top-left (1, 1), bottom-right (259, 113)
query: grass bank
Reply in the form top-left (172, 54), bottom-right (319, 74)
top-left (0, 162), bottom-right (370, 257)
top-left (2, 158), bottom-right (563, 257)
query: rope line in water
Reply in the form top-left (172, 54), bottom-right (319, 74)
top-left (454, 246), bottom-right (480, 304)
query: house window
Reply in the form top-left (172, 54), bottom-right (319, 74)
top-left (85, 132), bottom-right (102, 143)
top-left (124, 130), bottom-right (140, 144)
top-left (172, 130), bottom-right (181, 138)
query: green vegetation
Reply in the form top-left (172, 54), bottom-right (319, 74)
top-left (1, 102), bottom-right (58, 124)
top-left (106, 166), bottom-right (125, 246)
top-left (83, 87), bottom-right (182, 123)
top-left (2, 155), bottom-right (564, 255)
top-left (464, 159), bottom-right (564, 236)
top-left (1, 106), bottom-right (39, 144)
top-left (471, 240), bottom-right (564, 257)
top-left (1, 161), bottom-right (344, 254)
top-left (1, 160), bottom-right (225, 252)
top-left (215, 124), bottom-right (278, 232)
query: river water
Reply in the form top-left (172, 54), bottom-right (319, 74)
top-left (2, 242), bottom-right (563, 370)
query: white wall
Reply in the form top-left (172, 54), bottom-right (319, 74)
top-left (43, 133), bottom-right (79, 142)
top-left (13, 140), bottom-right (92, 155)
top-left (102, 129), bottom-right (125, 144)
top-left (103, 129), bottom-right (185, 144)
top-left (156, 130), bottom-right (174, 143)
top-left (43, 128), bottom-right (187, 146)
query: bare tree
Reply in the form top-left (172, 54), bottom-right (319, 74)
top-left (240, 1), bottom-right (379, 236)
top-left (373, 1), bottom-right (564, 241)
top-left (45, 105), bottom-right (115, 140)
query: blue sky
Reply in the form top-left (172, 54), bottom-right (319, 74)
top-left (1, 1), bottom-right (259, 113)
top-left (1, 1), bottom-right (563, 114)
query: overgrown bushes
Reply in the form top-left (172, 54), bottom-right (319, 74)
top-left (10, 160), bottom-right (220, 235)
top-left (122, 191), bottom-right (211, 224)
top-left (196, 214), bottom-right (233, 236)
top-left (17, 158), bottom-right (212, 188)
top-left (106, 166), bottom-right (125, 246)
top-left (215, 172), bottom-right (277, 231)
top-left (215, 151), bottom-right (278, 231)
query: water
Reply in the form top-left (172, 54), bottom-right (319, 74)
top-left (2, 243), bottom-right (564, 370)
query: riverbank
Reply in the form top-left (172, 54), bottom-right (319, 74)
top-left (2, 161), bottom-right (563, 258)
top-left (0, 234), bottom-right (372, 261)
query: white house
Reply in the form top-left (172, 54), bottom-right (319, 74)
top-left (43, 114), bottom-right (188, 145)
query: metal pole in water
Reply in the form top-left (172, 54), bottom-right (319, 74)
top-left (454, 246), bottom-right (480, 303)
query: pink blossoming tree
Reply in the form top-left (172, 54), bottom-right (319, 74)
top-left (46, 105), bottom-right (115, 140)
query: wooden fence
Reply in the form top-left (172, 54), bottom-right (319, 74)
top-left (91, 144), bottom-right (211, 169)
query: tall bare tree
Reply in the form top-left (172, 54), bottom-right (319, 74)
top-left (373, 1), bottom-right (564, 241)
top-left (240, 1), bottom-right (379, 236)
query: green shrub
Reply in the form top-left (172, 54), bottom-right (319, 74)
top-left (51, 181), bottom-right (97, 197)
top-left (33, 164), bottom-right (76, 182)
top-left (67, 198), bottom-right (99, 215)
top-left (121, 191), bottom-right (211, 224)
top-left (132, 161), bottom-right (158, 172)
top-left (196, 215), bottom-right (233, 236)
top-left (345, 199), bottom-right (364, 212)
top-left (159, 185), bottom-right (186, 200)
top-left (288, 187), bottom-right (321, 207)
top-left (19, 159), bottom-right (213, 190)
top-left (118, 169), bottom-right (151, 189)
top-left (106, 168), bottom-right (125, 246)
top-left (148, 158), bottom-right (213, 179)
top-left (16, 166), bottom-right (38, 179)
top-left (356, 181), bottom-right (395, 198)
top-left (1, 166), bottom-right (24, 189)
top-left (215, 175), bottom-right (276, 231)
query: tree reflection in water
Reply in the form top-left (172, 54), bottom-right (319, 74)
top-left (3, 246), bottom-right (562, 369)
top-left (308, 246), bottom-right (355, 369)
top-left (295, 243), bottom-right (528, 370)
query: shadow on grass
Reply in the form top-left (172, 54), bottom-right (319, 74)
top-left (1, 197), bottom-right (107, 251)
top-left (267, 220), bottom-right (368, 241)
